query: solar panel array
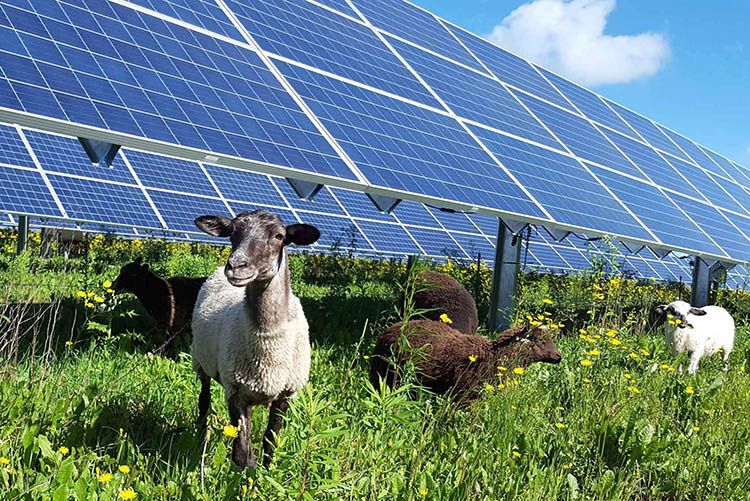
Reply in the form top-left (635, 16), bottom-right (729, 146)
top-left (1, 0), bottom-right (750, 269)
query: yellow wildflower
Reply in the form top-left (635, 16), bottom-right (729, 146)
top-left (580, 359), bottom-right (593, 367)
top-left (419, 487), bottom-right (428, 497)
top-left (513, 367), bottom-right (525, 376)
top-left (530, 320), bottom-right (542, 327)
top-left (692, 426), bottom-right (700, 433)
top-left (543, 298), bottom-right (554, 305)
top-left (0, 457), bottom-right (10, 465)
top-left (103, 280), bottom-right (112, 289)
top-left (703, 408), bottom-right (714, 415)
top-left (605, 329), bottom-right (618, 338)
top-left (439, 313), bottom-right (452, 324)
top-left (65, 341), bottom-right (73, 346)
top-left (512, 451), bottom-right (522, 458)
top-left (595, 294), bottom-right (605, 300)
top-left (119, 488), bottom-right (137, 500)
top-left (107, 289), bottom-right (115, 294)
top-left (609, 338), bottom-right (623, 346)
top-left (485, 383), bottom-right (494, 392)
top-left (685, 386), bottom-right (695, 395)
top-left (58, 446), bottom-right (69, 455)
top-left (87, 292), bottom-right (95, 298)
top-left (98, 472), bottom-right (113, 483)
top-left (582, 377), bottom-right (591, 383)
top-left (585, 349), bottom-right (601, 357)
top-left (626, 386), bottom-right (641, 394)
top-left (497, 366), bottom-right (508, 372)
top-left (555, 422), bottom-right (567, 429)
top-left (94, 296), bottom-right (105, 303)
top-left (579, 329), bottom-right (588, 335)
top-left (624, 373), bottom-right (632, 380)
top-left (468, 355), bottom-right (477, 363)
top-left (223, 425), bottom-right (239, 438)
top-left (639, 348), bottom-right (650, 357)
top-left (76, 291), bottom-right (86, 298)
top-left (363, 355), bottom-right (369, 360)
top-left (628, 352), bottom-right (639, 359)
top-left (119, 465), bottom-right (130, 474)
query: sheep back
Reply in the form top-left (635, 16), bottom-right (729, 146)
top-left (168, 276), bottom-right (206, 333)
top-left (192, 267), bottom-right (310, 405)
top-left (409, 270), bottom-right (479, 335)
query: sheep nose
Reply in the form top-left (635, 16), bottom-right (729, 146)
top-left (227, 257), bottom-right (248, 270)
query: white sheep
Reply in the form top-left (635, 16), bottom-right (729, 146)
top-left (656, 300), bottom-right (735, 375)
top-left (191, 210), bottom-right (320, 469)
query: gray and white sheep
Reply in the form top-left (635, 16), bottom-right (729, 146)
top-left (191, 210), bottom-right (320, 469)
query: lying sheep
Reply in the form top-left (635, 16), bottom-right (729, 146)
top-left (369, 319), bottom-right (561, 401)
top-left (192, 210), bottom-right (320, 469)
top-left (655, 301), bottom-right (735, 374)
top-left (112, 257), bottom-right (206, 355)
top-left (406, 270), bottom-right (479, 335)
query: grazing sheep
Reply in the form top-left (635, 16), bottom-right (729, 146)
top-left (369, 320), bottom-right (561, 401)
top-left (112, 257), bottom-right (206, 355)
top-left (655, 301), bottom-right (735, 374)
top-left (406, 270), bottom-right (479, 335)
top-left (191, 210), bottom-right (320, 469)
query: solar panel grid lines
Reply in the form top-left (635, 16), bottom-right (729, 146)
top-left (0, 0), bottom-right (357, 183)
top-left (118, 149), bottom-right (169, 229)
top-left (303, 0), bottom-right (360, 20)
top-left (699, 145), bottom-right (750, 189)
top-left (655, 125), bottom-right (736, 180)
top-left (14, 126), bottom-right (69, 218)
top-left (195, 161), bottom-right (236, 216)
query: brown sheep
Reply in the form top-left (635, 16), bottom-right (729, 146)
top-left (406, 270), bottom-right (479, 335)
top-left (112, 257), bottom-right (206, 355)
top-left (369, 319), bottom-right (561, 401)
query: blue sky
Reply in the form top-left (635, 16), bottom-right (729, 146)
top-left (417, 0), bottom-right (750, 165)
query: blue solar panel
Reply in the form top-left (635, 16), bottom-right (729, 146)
top-left (448, 27), bottom-right (574, 111)
top-left (517, 95), bottom-right (641, 177)
top-left (699, 146), bottom-right (750, 188)
top-left (668, 193), bottom-right (748, 260)
top-left (308, 0), bottom-right (359, 19)
top-left (295, 211), bottom-right (373, 252)
top-left (426, 207), bottom-right (478, 233)
top-left (657, 127), bottom-right (731, 179)
top-left (589, 164), bottom-right (723, 257)
top-left (391, 38), bottom-right (560, 149)
top-left (226, 0), bottom-right (438, 107)
top-left (0, 0), bottom-right (353, 180)
top-left (0, 125), bottom-right (35, 168)
top-left (147, 190), bottom-right (227, 232)
top-left (705, 173), bottom-right (750, 215)
top-left (449, 231), bottom-right (494, 260)
top-left (407, 226), bottom-right (464, 258)
top-left (126, 150), bottom-right (217, 196)
top-left (393, 199), bottom-right (440, 228)
top-left (47, 174), bottom-right (162, 228)
top-left (279, 62), bottom-right (545, 217)
top-left (203, 165), bottom-right (287, 207)
top-left (355, 219), bottom-right (420, 253)
top-left (599, 128), bottom-right (702, 198)
top-left (554, 246), bottom-right (590, 270)
top-left (0, 166), bottom-right (61, 217)
top-left (536, 68), bottom-right (635, 138)
top-left (467, 213), bottom-right (500, 237)
top-left (469, 127), bottom-right (651, 240)
top-left (229, 203), bottom-right (297, 225)
top-left (604, 101), bottom-right (688, 161)
top-left (24, 130), bottom-right (136, 184)
top-left (664, 156), bottom-right (747, 214)
top-left (272, 180), bottom-right (347, 216)
top-left (125, 0), bottom-right (244, 41)
top-left (329, 188), bottom-right (397, 222)
top-left (351, 0), bottom-right (485, 73)
top-left (528, 242), bottom-right (568, 270)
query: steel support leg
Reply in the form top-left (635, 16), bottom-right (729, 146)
top-left (488, 220), bottom-right (522, 332)
top-left (691, 257), bottom-right (723, 307)
top-left (16, 215), bottom-right (29, 254)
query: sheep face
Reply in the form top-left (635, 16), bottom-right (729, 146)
top-left (195, 210), bottom-right (320, 288)
top-left (655, 301), bottom-right (708, 329)
top-left (495, 325), bottom-right (562, 365)
top-left (112, 256), bottom-right (149, 294)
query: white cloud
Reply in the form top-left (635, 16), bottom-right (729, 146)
top-left (485, 0), bottom-right (670, 87)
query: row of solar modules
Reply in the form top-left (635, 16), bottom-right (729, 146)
top-left (3, 121), bottom-right (746, 288)
top-left (3, 0), bottom-right (750, 264)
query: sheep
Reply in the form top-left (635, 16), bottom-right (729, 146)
top-left (191, 210), bottom-right (320, 470)
top-left (405, 270), bottom-right (479, 335)
top-left (112, 257), bottom-right (206, 355)
top-left (655, 301), bottom-right (735, 374)
top-left (369, 319), bottom-right (561, 401)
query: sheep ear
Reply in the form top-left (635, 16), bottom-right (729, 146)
top-left (133, 256), bottom-right (142, 265)
top-left (689, 308), bottom-right (708, 316)
top-left (195, 215), bottom-right (233, 237)
top-left (655, 304), bottom-right (667, 315)
top-left (285, 224), bottom-right (320, 246)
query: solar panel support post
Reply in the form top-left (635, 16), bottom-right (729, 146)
top-left (488, 220), bottom-right (523, 332)
top-left (690, 257), bottom-right (723, 307)
top-left (78, 138), bottom-right (120, 167)
top-left (16, 215), bottom-right (29, 254)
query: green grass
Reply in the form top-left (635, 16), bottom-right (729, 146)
top-left (2, 236), bottom-right (750, 499)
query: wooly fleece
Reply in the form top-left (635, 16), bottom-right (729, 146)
top-left (369, 319), bottom-right (561, 400)
top-left (408, 270), bottom-right (479, 335)
top-left (191, 266), bottom-right (311, 405)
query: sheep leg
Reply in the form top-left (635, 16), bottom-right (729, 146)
top-left (262, 394), bottom-right (290, 468)
top-left (687, 350), bottom-right (703, 375)
top-left (722, 348), bottom-right (731, 372)
top-left (154, 328), bottom-right (179, 356)
top-left (197, 370), bottom-right (211, 436)
top-left (229, 394), bottom-right (256, 470)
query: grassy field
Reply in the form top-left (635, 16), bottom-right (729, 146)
top-left (1, 233), bottom-right (750, 500)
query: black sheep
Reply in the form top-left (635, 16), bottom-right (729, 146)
top-left (406, 270), bottom-right (479, 335)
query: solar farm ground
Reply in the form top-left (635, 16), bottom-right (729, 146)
top-left (1, 235), bottom-right (749, 499)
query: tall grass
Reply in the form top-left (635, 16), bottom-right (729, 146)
top-left (1, 232), bottom-right (750, 499)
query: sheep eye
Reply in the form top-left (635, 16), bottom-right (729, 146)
top-left (274, 233), bottom-right (284, 241)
